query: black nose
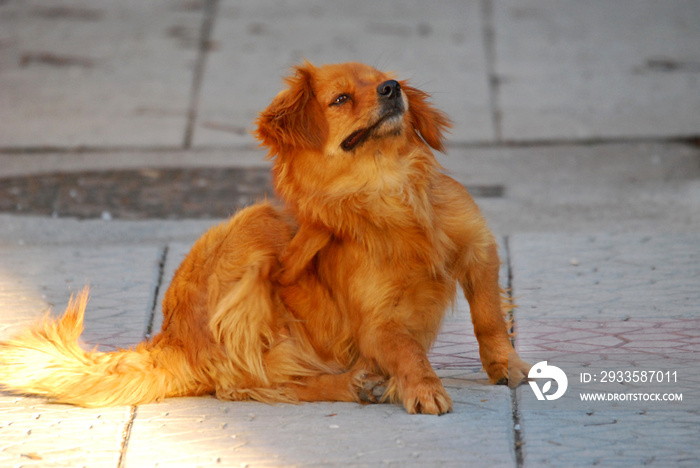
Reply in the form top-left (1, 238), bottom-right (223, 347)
top-left (377, 80), bottom-right (401, 100)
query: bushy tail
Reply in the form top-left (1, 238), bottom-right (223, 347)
top-left (0, 288), bottom-right (198, 407)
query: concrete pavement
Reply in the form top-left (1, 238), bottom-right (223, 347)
top-left (1, 0), bottom-right (699, 467)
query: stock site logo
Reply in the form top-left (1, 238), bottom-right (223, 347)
top-left (528, 361), bottom-right (568, 401)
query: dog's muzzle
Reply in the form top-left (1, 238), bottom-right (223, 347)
top-left (341, 80), bottom-right (406, 152)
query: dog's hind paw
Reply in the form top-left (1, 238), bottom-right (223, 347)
top-left (354, 372), bottom-right (386, 403)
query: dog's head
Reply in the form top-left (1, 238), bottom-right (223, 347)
top-left (254, 62), bottom-right (451, 158)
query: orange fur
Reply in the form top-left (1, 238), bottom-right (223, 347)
top-left (0, 62), bottom-right (530, 415)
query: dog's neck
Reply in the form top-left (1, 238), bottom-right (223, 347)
top-left (274, 143), bottom-right (443, 243)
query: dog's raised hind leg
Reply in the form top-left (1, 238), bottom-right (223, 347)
top-left (284, 369), bottom-right (386, 404)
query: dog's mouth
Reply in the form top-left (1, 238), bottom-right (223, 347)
top-left (341, 109), bottom-right (404, 152)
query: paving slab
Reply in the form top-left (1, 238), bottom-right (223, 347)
top-left (519, 409), bottom-right (700, 467)
top-left (493, 0), bottom-right (700, 141)
top-left (0, 398), bottom-right (131, 468)
top-left (0, 244), bottom-right (163, 467)
top-left (125, 381), bottom-right (515, 468)
top-left (0, 149), bottom-right (269, 180)
top-left (509, 233), bottom-right (700, 467)
top-left (0, 245), bottom-right (164, 349)
top-left (509, 233), bottom-right (699, 321)
top-left (0, 214), bottom-right (211, 247)
top-left (0, 0), bottom-right (201, 148)
top-left (194, 0), bottom-right (493, 147)
top-left (437, 142), bottom-right (700, 233)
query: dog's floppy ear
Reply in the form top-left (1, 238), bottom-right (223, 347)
top-left (254, 62), bottom-right (328, 156)
top-left (401, 83), bottom-right (452, 152)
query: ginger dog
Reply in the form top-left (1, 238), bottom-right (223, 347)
top-left (0, 62), bottom-right (530, 415)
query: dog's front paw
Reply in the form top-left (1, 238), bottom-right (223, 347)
top-left (402, 377), bottom-right (452, 415)
top-left (485, 354), bottom-right (532, 387)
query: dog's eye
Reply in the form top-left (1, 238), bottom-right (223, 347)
top-left (330, 94), bottom-right (350, 106)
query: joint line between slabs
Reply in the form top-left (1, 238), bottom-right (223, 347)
top-left (117, 406), bottom-right (138, 468)
top-left (479, 0), bottom-right (503, 142)
top-left (117, 245), bottom-right (168, 466)
top-left (145, 245), bottom-right (169, 339)
top-left (504, 235), bottom-right (525, 468)
top-left (183, 0), bottom-right (220, 149)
